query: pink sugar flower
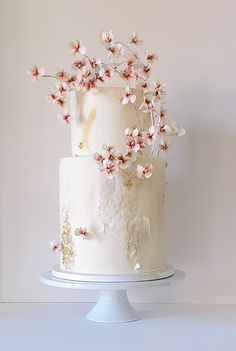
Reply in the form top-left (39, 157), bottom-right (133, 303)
top-left (139, 97), bottom-right (155, 113)
top-left (129, 32), bottom-right (142, 45)
top-left (137, 163), bottom-right (153, 180)
top-left (136, 80), bottom-right (149, 93)
top-left (101, 30), bottom-right (114, 44)
top-left (69, 39), bottom-right (86, 55)
top-left (67, 75), bottom-right (77, 85)
top-left (160, 107), bottom-right (167, 120)
top-left (27, 65), bottom-right (45, 81)
top-left (75, 73), bottom-right (86, 90)
top-left (146, 125), bottom-right (157, 145)
top-left (50, 241), bottom-right (61, 252)
top-left (84, 76), bottom-right (97, 91)
top-left (126, 136), bottom-right (140, 153)
top-left (159, 139), bottom-right (170, 152)
top-left (47, 91), bottom-right (59, 104)
top-left (126, 52), bottom-right (139, 67)
top-left (120, 66), bottom-right (134, 81)
top-left (106, 43), bottom-right (121, 57)
top-left (99, 67), bottom-right (114, 82)
top-left (117, 153), bottom-right (130, 169)
top-left (72, 59), bottom-right (87, 71)
top-left (125, 150), bottom-right (136, 163)
top-left (141, 63), bottom-right (151, 77)
top-left (75, 227), bottom-right (91, 239)
top-left (103, 160), bottom-right (118, 179)
top-left (121, 87), bottom-right (136, 105)
top-left (152, 81), bottom-right (166, 100)
top-left (94, 152), bottom-right (106, 170)
top-left (56, 97), bottom-right (65, 107)
top-left (103, 144), bottom-right (115, 152)
top-left (157, 122), bottom-right (171, 137)
top-left (89, 57), bottom-right (102, 70)
top-left (56, 82), bottom-right (68, 95)
top-left (145, 51), bottom-right (158, 63)
top-left (57, 110), bottom-right (71, 124)
top-left (56, 69), bottom-right (69, 82)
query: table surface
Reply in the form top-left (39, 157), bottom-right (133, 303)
top-left (1, 302), bottom-right (236, 351)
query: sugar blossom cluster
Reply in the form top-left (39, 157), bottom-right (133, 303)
top-left (94, 144), bottom-right (136, 179)
top-left (28, 30), bottom-right (185, 179)
top-left (94, 117), bottom-right (185, 180)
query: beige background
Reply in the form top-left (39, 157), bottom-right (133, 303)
top-left (1, 0), bottom-right (236, 302)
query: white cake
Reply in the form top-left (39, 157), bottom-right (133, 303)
top-left (59, 87), bottom-right (166, 274)
top-left (29, 31), bottom-right (185, 279)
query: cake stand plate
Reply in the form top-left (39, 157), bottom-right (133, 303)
top-left (40, 269), bottom-right (184, 323)
top-left (51, 264), bottom-right (175, 282)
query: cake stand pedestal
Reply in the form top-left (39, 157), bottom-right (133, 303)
top-left (40, 269), bottom-right (184, 323)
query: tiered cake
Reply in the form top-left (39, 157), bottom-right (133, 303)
top-left (29, 31), bottom-right (185, 279)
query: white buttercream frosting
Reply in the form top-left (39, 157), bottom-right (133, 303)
top-left (59, 156), bottom-right (166, 274)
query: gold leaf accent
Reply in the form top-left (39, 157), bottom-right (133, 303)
top-left (61, 213), bottom-right (75, 270)
top-left (124, 178), bottom-right (133, 188)
top-left (78, 141), bottom-right (85, 149)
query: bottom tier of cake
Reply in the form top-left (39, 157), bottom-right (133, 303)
top-left (59, 155), bottom-right (166, 274)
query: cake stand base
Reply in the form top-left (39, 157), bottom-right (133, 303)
top-left (40, 269), bottom-right (184, 323)
top-left (86, 290), bottom-right (139, 323)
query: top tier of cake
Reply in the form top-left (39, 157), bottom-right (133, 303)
top-left (70, 87), bottom-right (147, 156)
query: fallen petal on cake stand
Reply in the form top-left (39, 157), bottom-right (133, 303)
top-left (40, 268), bottom-right (185, 323)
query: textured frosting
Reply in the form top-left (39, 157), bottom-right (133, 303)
top-left (70, 87), bottom-right (148, 156)
top-left (59, 156), bottom-right (166, 274)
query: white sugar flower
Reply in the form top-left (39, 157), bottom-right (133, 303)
top-left (101, 30), bottom-right (114, 44)
top-left (27, 65), bottom-right (45, 81)
top-left (137, 163), bottom-right (153, 179)
top-left (129, 32), bottom-right (142, 45)
top-left (126, 52), bottom-right (140, 67)
top-left (121, 87), bottom-right (136, 105)
top-left (169, 121), bottom-right (186, 137)
top-left (106, 43), bottom-right (122, 57)
top-left (146, 125), bottom-right (157, 145)
top-left (69, 39), bottom-right (86, 55)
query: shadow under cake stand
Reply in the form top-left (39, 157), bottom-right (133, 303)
top-left (40, 264), bottom-right (184, 323)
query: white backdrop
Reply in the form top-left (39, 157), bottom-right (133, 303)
top-left (1, 0), bottom-right (236, 303)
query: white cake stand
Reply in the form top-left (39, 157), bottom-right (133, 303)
top-left (40, 266), bottom-right (184, 323)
